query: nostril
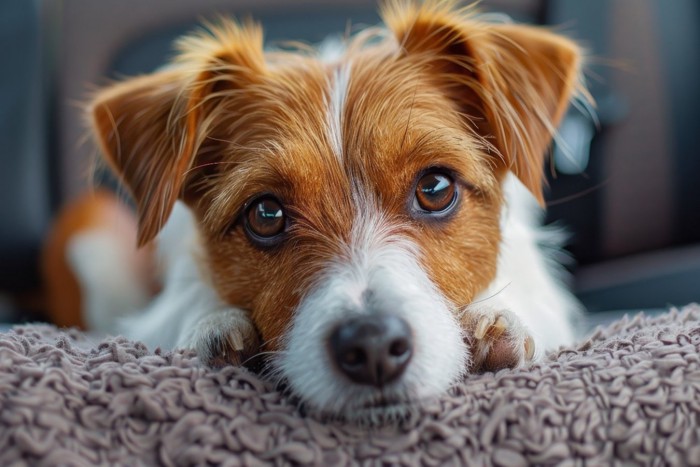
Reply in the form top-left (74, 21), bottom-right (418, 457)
top-left (389, 338), bottom-right (410, 358)
top-left (341, 347), bottom-right (366, 368)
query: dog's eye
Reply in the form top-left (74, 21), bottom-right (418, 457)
top-left (414, 171), bottom-right (457, 213)
top-left (245, 196), bottom-right (286, 240)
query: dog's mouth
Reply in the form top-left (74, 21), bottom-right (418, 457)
top-left (345, 392), bottom-right (418, 425)
top-left (358, 391), bottom-right (407, 410)
top-left (335, 387), bottom-right (417, 419)
top-left (270, 371), bottom-right (416, 423)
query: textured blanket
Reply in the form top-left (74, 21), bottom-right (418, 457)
top-left (2, 306), bottom-right (700, 466)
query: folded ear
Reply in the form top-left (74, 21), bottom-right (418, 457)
top-left (383, 1), bottom-right (584, 204)
top-left (89, 20), bottom-right (265, 246)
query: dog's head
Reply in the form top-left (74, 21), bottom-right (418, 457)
top-left (90, 2), bottom-right (581, 419)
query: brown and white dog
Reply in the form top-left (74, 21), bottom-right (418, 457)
top-left (44, 1), bottom-right (584, 421)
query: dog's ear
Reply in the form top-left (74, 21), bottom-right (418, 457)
top-left (383, 1), bottom-right (583, 204)
top-left (89, 21), bottom-right (265, 246)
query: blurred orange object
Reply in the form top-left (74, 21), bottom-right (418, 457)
top-left (41, 190), bottom-right (156, 329)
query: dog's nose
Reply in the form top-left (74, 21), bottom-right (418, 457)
top-left (329, 314), bottom-right (413, 387)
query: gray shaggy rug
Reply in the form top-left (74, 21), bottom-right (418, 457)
top-left (2, 305), bottom-right (700, 466)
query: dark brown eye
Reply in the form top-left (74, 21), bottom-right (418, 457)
top-left (245, 196), bottom-right (285, 239)
top-left (414, 171), bottom-right (456, 213)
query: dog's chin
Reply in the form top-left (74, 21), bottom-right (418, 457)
top-left (264, 350), bottom-right (459, 426)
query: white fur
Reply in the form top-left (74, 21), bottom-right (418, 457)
top-left (115, 202), bottom-right (211, 348)
top-left (326, 64), bottom-right (351, 161)
top-left (67, 231), bottom-right (149, 332)
top-left (317, 35), bottom-right (347, 63)
top-left (472, 173), bottom-right (581, 357)
top-left (276, 200), bottom-right (467, 419)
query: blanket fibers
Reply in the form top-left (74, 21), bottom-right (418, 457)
top-left (2, 306), bottom-right (700, 466)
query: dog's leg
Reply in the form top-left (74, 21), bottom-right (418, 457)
top-left (464, 175), bottom-right (581, 373)
top-left (115, 202), bottom-right (261, 367)
top-left (464, 308), bottom-right (535, 373)
top-left (180, 308), bottom-right (261, 367)
top-left (116, 276), bottom-right (261, 367)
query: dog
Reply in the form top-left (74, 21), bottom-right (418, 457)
top-left (43, 1), bottom-right (584, 421)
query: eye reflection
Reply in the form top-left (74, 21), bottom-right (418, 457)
top-left (246, 197), bottom-right (285, 239)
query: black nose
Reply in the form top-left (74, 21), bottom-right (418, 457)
top-left (328, 314), bottom-right (413, 387)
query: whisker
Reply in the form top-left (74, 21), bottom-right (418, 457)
top-left (459, 282), bottom-right (512, 317)
top-left (241, 350), bottom-right (286, 367)
top-left (258, 333), bottom-right (287, 349)
top-left (205, 135), bottom-right (237, 144)
top-left (183, 160), bottom-right (240, 175)
top-left (401, 85), bottom-right (418, 150)
top-left (546, 179), bottom-right (609, 207)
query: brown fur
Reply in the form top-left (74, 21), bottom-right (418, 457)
top-left (85, 1), bottom-right (581, 350)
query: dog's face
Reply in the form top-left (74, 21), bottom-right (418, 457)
top-left (90, 2), bottom-right (581, 418)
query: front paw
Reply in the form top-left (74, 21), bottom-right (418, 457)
top-left (467, 309), bottom-right (535, 373)
top-left (187, 309), bottom-right (261, 368)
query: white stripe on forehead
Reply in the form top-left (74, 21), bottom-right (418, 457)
top-left (326, 64), bottom-right (351, 162)
top-left (349, 189), bottom-right (397, 253)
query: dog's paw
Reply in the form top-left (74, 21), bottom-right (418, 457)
top-left (467, 309), bottom-right (535, 373)
top-left (187, 309), bottom-right (261, 368)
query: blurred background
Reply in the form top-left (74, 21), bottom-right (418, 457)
top-left (1, 0), bottom-right (699, 328)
